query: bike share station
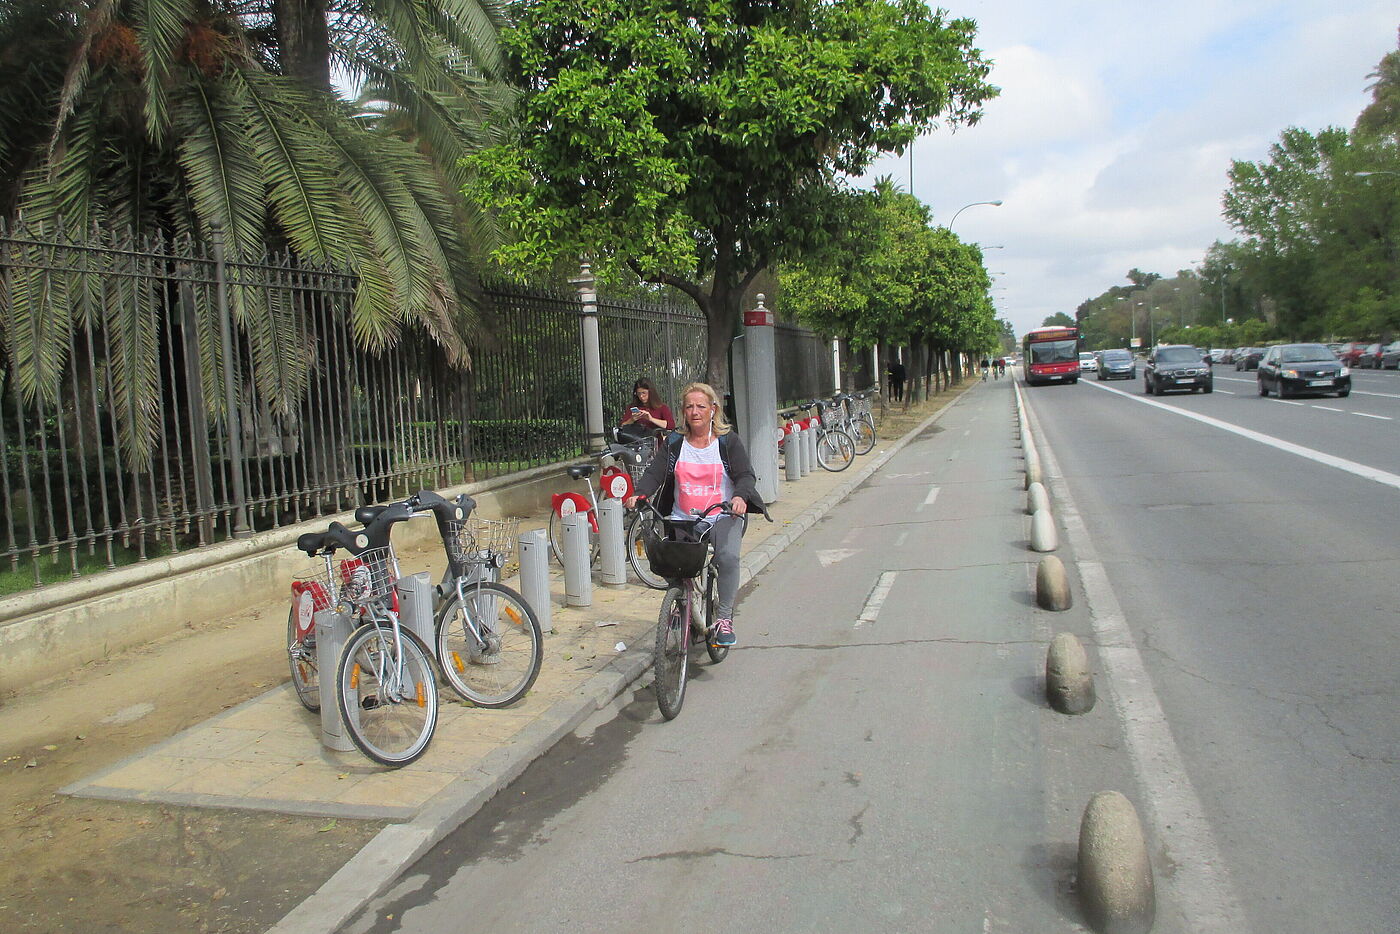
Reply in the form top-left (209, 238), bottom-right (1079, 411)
top-left (61, 285), bottom-right (879, 823)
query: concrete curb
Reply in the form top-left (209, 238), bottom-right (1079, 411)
top-left (267, 389), bottom-right (970, 934)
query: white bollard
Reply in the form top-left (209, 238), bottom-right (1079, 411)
top-left (784, 428), bottom-right (801, 482)
top-left (802, 424), bottom-right (816, 476)
top-left (314, 608), bottom-right (354, 752)
top-left (562, 512), bottom-right (592, 607)
top-left (518, 527), bottom-right (552, 632)
top-left (597, 498), bottom-right (627, 587)
top-left (394, 572), bottom-right (436, 659)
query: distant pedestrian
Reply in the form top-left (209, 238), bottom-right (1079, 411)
top-left (887, 359), bottom-right (907, 402)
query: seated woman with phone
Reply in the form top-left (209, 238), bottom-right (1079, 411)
top-left (618, 378), bottom-right (675, 442)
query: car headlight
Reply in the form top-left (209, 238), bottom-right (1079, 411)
top-left (1339, 366), bottom-right (1350, 377)
top-left (1282, 369), bottom-right (1299, 378)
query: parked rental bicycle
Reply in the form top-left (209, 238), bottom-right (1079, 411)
top-left (638, 499), bottom-right (769, 720)
top-left (800, 398), bottom-right (856, 471)
top-left (549, 435), bottom-right (671, 590)
top-left (406, 490), bottom-right (544, 708)
top-left (290, 505), bottom-right (439, 767)
top-left (830, 391), bottom-right (877, 456)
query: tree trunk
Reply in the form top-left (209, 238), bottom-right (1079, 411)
top-left (274, 0), bottom-right (333, 94)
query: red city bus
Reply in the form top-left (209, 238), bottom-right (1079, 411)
top-left (1022, 326), bottom-right (1081, 385)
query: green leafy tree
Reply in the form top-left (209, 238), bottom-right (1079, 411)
top-left (467, 0), bottom-right (997, 390)
top-left (1041, 312), bottom-right (1074, 328)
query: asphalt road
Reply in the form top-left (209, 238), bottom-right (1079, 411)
top-left (1030, 364), bottom-right (1399, 934)
top-left (336, 368), bottom-right (1397, 934)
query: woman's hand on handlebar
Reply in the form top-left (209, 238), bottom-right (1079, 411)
top-left (729, 496), bottom-right (747, 516)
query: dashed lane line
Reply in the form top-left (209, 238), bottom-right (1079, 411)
top-left (855, 572), bottom-right (897, 629)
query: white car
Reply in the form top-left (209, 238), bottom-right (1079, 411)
top-left (1079, 352), bottom-right (1097, 373)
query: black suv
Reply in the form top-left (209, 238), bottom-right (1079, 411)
top-left (1143, 345), bottom-right (1212, 395)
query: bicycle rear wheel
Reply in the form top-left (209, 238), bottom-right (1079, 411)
top-left (548, 509), bottom-right (600, 567)
top-left (850, 417), bottom-right (876, 455)
top-left (336, 625), bottom-right (438, 767)
top-left (816, 428), bottom-right (856, 472)
top-left (286, 607), bottom-right (319, 712)
top-left (436, 582), bottom-right (543, 707)
top-left (654, 588), bottom-right (689, 720)
top-left (626, 510), bottom-right (668, 590)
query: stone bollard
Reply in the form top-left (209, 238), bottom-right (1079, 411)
top-left (562, 512), bottom-right (592, 607)
top-left (1037, 555), bottom-right (1072, 611)
top-left (1026, 447), bottom-right (1043, 489)
top-left (1045, 631), bottom-right (1094, 712)
top-left (1078, 791), bottom-right (1156, 934)
top-left (1030, 508), bottom-right (1058, 552)
top-left (1027, 480), bottom-right (1050, 515)
top-left (596, 498), bottom-right (627, 587)
top-left (518, 527), bottom-right (552, 632)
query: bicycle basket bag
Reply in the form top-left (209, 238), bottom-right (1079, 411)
top-left (643, 523), bottom-right (708, 579)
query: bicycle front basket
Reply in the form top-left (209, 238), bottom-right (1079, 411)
top-left (643, 533), bottom-right (709, 580)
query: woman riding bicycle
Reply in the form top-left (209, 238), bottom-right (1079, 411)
top-left (625, 382), bottom-right (765, 647)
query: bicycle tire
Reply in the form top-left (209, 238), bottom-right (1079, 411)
top-left (850, 417), bottom-right (876, 456)
top-left (286, 607), bottom-right (320, 712)
top-left (654, 588), bottom-right (689, 720)
top-left (816, 429), bottom-right (856, 472)
top-left (626, 510), bottom-right (668, 590)
top-left (704, 567), bottom-right (728, 664)
top-left (336, 624), bottom-right (438, 767)
top-left (436, 582), bottom-right (543, 708)
top-left (548, 508), bottom-right (600, 567)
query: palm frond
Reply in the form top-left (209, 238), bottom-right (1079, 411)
top-left (100, 237), bottom-right (162, 469)
top-left (171, 72), bottom-right (266, 256)
top-left (134, 0), bottom-right (198, 144)
top-left (47, 0), bottom-right (119, 155)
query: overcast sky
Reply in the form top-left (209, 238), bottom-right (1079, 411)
top-left (860, 1), bottom-right (1398, 339)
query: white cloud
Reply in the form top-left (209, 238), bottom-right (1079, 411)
top-left (857, 1), bottom-right (1398, 338)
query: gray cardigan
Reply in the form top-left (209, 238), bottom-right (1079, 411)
top-left (634, 432), bottom-right (767, 518)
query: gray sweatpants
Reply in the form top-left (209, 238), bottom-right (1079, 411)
top-left (708, 514), bottom-right (745, 620)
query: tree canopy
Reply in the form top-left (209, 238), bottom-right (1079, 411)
top-left (467, 0), bottom-right (997, 388)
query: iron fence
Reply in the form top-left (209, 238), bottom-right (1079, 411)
top-left (776, 322), bottom-right (837, 405)
top-left (0, 219), bottom-right (830, 593)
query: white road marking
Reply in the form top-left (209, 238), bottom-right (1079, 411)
top-left (1269, 398), bottom-right (1305, 406)
top-left (1353, 412), bottom-right (1391, 420)
top-left (919, 485), bottom-right (941, 510)
top-left (1215, 389), bottom-right (1235, 394)
top-left (1083, 380), bottom-right (1400, 491)
top-left (894, 531), bottom-right (908, 547)
top-left (816, 549), bottom-right (860, 567)
top-left (855, 572), bottom-right (897, 628)
top-left (1024, 404), bottom-right (1249, 933)
top-left (1312, 405), bottom-right (1344, 412)
top-left (1353, 390), bottom-right (1400, 399)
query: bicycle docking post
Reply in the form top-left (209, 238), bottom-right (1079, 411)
top-left (518, 527), bottom-right (552, 633)
top-left (394, 572), bottom-right (437, 661)
top-left (596, 499), bottom-right (627, 587)
top-left (314, 609), bottom-right (355, 752)
top-left (562, 513), bottom-right (592, 607)
top-left (784, 426), bottom-right (801, 483)
top-left (802, 423), bottom-right (816, 476)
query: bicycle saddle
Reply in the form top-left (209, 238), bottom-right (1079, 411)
top-left (296, 521), bottom-right (366, 557)
top-left (567, 464), bottom-right (596, 480)
top-left (358, 501), bottom-right (415, 550)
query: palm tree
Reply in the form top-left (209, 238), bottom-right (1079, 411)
top-left (0, 0), bottom-right (512, 405)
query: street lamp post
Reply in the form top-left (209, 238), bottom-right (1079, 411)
top-left (948, 199), bottom-right (1003, 231)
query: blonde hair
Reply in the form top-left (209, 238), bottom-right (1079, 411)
top-left (678, 381), bottom-right (731, 437)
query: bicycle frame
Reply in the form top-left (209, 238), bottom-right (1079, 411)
top-left (316, 546), bottom-right (415, 701)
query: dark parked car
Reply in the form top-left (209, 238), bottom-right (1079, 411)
top-left (1257, 343), bottom-right (1350, 398)
top-left (1356, 342), bottom-right (1384, 368)
top-left (1144, 345), bottom-right (1212, 395)
top-left (1096, 348), bottom-right (1136, 380)
top-left (1234, 347), bottom-right (1264, 371)
top-left (1381, 340), bottom-right (1400, 369)
top-left (1337, 342), bottom-right (1371, 367)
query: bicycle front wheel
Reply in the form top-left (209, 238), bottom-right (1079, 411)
top-left (626, 510), bottom-right (668, 590)
top-left (654, 588), bottom-right (689, 720)
top-left (850, 417), bottom-right (876, 456)
top-left (336, 625), bottom-right (438, 768)
top-left (816, 429), bottom-right (856, 472)
top-left (548, 509), bottom-right (600, 567)
top-left (436, 582), bottom-right (543, 708)
top-left (286, 607), bottom-right (320, 712)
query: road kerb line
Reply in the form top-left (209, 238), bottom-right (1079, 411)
top-left (1022, 392), bottom-right (1249, 934)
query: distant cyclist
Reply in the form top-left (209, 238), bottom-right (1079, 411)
top-left (980, 358), bottom-right (990, 380)
top-left (995, 358), bottom-right (1006, 378)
